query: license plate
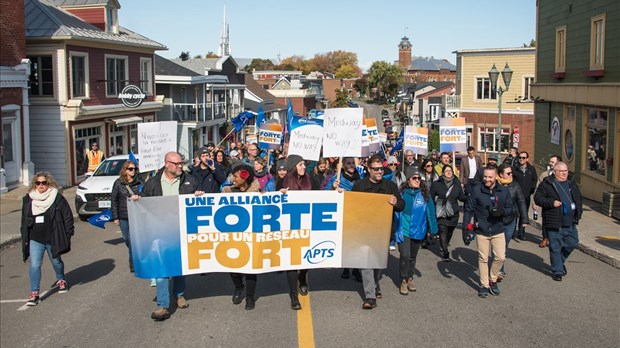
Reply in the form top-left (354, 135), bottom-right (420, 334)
top-left (98, 201), bottom-right (111, 208)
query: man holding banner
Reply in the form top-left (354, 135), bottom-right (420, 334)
top-left (352, 154), bottom-right (405, 309)
top-left (139, 152), bottom-right (203, 321)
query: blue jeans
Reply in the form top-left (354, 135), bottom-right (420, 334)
top-left (119, 220), bottom-right (132, 266)
top-left (156, 276), bottom-right (186, 308)
top-left (548, 225), bottom-right (579, 275)
top-left (29, 240), bottom-right (65, 292)
top-left (500, 220), bottom-right (517, 273)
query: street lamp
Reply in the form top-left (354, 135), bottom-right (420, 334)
top-left (488, 63), bottom-right (513, 161)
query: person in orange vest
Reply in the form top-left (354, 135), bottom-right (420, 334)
top-left (84, 142), bottom-right (105, 174)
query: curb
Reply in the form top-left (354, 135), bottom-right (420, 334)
top-left (0, 235), bottom-right (21, 250)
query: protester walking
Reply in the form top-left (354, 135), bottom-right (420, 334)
top-left (430, 165), bottom-right (466, 261)
top-left (111, 160), bottom-right (143, 273)
top-left (21, 172), bottom-right (74, 306)
top-left (512, 151), bottom-right (537, 240)
top-left (395, 167), bottom-right (438, 295)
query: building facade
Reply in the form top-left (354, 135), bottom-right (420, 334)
top-left (445, 47), bottom-right (536, 160)
top-left (532, 0), bottom-right (619, 202)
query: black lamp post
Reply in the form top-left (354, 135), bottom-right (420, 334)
top-left (488, 63), bottom-right (513, 161)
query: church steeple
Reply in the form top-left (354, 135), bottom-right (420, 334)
top-left (219, 5), bottom-right (230, 56)
top-left (398, 36), bottom-right (412, 69)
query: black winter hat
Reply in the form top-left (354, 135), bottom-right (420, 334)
top-left (287, 155), bottom-right (304, 171)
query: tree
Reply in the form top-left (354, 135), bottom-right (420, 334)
top-left (429, 129), bottom-right (439, 152)
top-left (332, 88), bottom-right (350, 108)
top-left (206, 51), bottom-right (220, 58)
top-left (353, 75), bottom-right (369, 97)
top-left (367, 61), bottom-right (403, 100)
top-left (310, 50), bottom-right (361, 76)
top-left (335, 64), bottom-right (360, 79)
top-left (179, 51), bottom-right (190, 61)
top-left (194, 54), bottom-right (203, 59)
top-left (278, 55), bottom-right (309, 73)
top-left (244, 58), bottom-right (276, 72)
top-left (523, 39), bottom-right (536, 47)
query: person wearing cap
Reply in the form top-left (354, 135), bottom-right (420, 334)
top-left (352, 154), bottom-right (405, 309)
top-left (462, 165), bottom-right (514, 298)
top-left (487, 156), bottom-right (498, 167)
top-left (83, 142), bottom-right (105, 174)
top-left (430, 164), bottom-right (466, 261)
top-left (386, 156), bottom-right (406, 189)
top-left (430, 150), bottom-right (439, 166)
top-left (190, 147), bottom-right (227, 194)
top-left (265, 159), bottom-right (287, 192)
top-left (394, 166), bottom-right (438, 295)
top-left (280, 154), bottom-right (312, 310)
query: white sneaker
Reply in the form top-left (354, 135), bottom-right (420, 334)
top-left (150, 279), bottom-right (157, 287)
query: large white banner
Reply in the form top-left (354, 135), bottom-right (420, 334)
top-left (322, 108), bottom-right (363, 158)
top-left (288, 116), bottom-right (324, 161)
top-left (137, 121), bottom-right (177, 172)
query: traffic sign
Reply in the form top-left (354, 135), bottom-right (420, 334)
top-left (513, 133), bottom-right (520, 143)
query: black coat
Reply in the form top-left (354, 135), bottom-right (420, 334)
top-left (430, 177), bottom-right (466, 226)
top-left (142, 168), bottom-right (199, 197)
top-left (111, 177), bottom-right (144, 221)
top-left (351, 177), bottom-right (405, 213)
top-left (534, 176), bottom-right (582, 229)
top-left (190, 163), bottom-right (226, 193)
top-left (512, 163), bottom-right (538, 197)
top-left (501, 181), bottom-right (529, 224)
top-left (21, 193), bottom-right (74, 262)
top-left (462, 183), bottom-right (514, 236)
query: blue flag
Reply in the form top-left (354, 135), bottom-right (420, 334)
top-left (287, 99), bottom-right (294, 133)
top-left (128, 149), bottom-right (138, 167)
top-left (390, 128), bottom-right (405, 155)
top-left (256, 105), bottom-right (266, 128)
top-left (88, 209), bottom-right (112, 229)
top-left (231, 111), bottom-right (254, 132)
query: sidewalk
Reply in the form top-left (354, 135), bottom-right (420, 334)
top-left (1, 186), bottom-right (619, 268)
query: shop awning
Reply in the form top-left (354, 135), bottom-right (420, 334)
top-left (105, 116), bottom-right (143, 127)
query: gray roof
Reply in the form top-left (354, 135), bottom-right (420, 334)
top-left (155, 55), bottom-right (199, 77)
top-left (169, 58), bottom-right (221, 74)
top-left (244, 100), bottom-right (287, 114)
top-left (49, 0), bottom-right (119, 7)
top-left (25, 0), bottom-right (166, 50)
top-left (408, 56), bottom-right (456, 72)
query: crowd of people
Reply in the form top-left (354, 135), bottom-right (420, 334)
top-left (20, 141), bottom-right (582, 321)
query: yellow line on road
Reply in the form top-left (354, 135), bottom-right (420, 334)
top-left (297, 293), bottom-right (315, 348)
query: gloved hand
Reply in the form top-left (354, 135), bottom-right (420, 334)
top-left (490, 206), bottom-right (504, 217)
top-left (394, 228), bottom-right (404, 244)
top-left (462, 230), bottom-right (471, 246)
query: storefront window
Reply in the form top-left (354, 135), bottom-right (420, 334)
top-left (585, 108), bottom-right (607, 176)
top-left (74, 126), bottom-right (101, 178)
top-left (478, 126), bottom-right (510, 154)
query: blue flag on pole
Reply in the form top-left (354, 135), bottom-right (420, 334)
top-left (256, 105), bottom-right (266, 128)
top-left (231, 111), bottom-right (254, 132)
top-left (88, 209), bottom-right (112, 229)
top-left (287, 99), bottom-right (294, 134)
top-left (390, 128), bottom-right (405, 155)
top-left (128, 149), bottom-right (138, 167)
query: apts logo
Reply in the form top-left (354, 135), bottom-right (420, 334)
top-left (303, 241), bottom-right (336, 264)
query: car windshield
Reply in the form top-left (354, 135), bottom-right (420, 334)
top-left (92, 159), bottom-right (127, 176)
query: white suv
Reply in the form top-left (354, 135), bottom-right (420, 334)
top-left (74, 154), bottom-right (151, 220)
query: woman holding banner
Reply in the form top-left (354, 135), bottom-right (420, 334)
top-left (111, 160), bottom-right (143, 273)
top-left (222, 164), bottom-right (260, 310)
top-left (281, 155), bottom-right (311, 310)
top-left (430, 165), bottom-right (466, 262)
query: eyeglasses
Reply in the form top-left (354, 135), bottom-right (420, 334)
top-left (126, 167), bottom-right (136, 171)
top-left (424, 164), bottom-right (433, 168)
top-left (369, 167), bottom-right (384, 172)
top-left (35, 181), bottom-right (48, 186)
top-left (388, 163), bottom-right (398, 167)
top-left (166, 161), bottom-right (184, 166)
top-left (504, 172), bottom-right (513, 175)
top-left (410, 176), bottom-right (421, 181)
top-left (519, 157), bottom-right (527, 159)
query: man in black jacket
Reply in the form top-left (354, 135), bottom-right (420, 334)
top-left (462, 166), bottom-right (514, 298)
top-left (534, 162), bottom-right (582, 281)
top-left (190, 147), bottom-right (226, 193)
top-left (352, 154), bottom-right (405, 309)
top-left (512, 151), bottom-right (537, 240)
top-left (140, 152), bottom-right (203, 321)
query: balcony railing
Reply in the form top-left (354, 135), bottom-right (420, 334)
top-left (171, 102), bottom-right (228, 123)
top-left (442, 95), bottom-right (460, 109)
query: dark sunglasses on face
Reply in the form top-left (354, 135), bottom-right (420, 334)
top-left (519, 157), bottom-right (527, 159)
top-left (504, 172), bottom-right (513, 175)
top-left (425, 164), bottom-right (433, 168)
top-left (410, 176), bottom-right (421, 181)
top-left (388, 163), bottom-right (398, 166)
top-left (369, 167), bottom-right (384, 172)
top-left (35, 181), bottom-right (48, 186)
top-left (126, 167), bottom-right (136, 171)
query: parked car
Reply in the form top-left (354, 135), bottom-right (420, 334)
top-left (381, 109), bottom-right (389, 116)
top-left (383, 119), bottom-right (392, 127)
top-left (75, 154), bottom-right (152, 220)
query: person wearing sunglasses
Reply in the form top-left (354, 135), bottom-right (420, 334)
top-left (430, 165), bottom-right (466, 262)
top-left (21, 172), bottom-right (74, 306)
top-left (138, 151), bottom-right (203, 321)
top-left (512, 151), bottom-right (538, 240)
top-left (496, 163), bottom-right (529, 281)
top-left (352, 154), bottom-right (405, 309)
top-left (394, 167), bottom-right (438, 296)
top-left (111, 160), bottom-right (143, 273)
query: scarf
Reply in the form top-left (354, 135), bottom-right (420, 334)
top-left (29, 187), bottom-right (58, 215)
top-left (443, 176), bottom-right (454, 188)
top-left (497, 176), bottom-right (512, 185)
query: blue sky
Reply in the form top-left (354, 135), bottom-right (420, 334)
top-left (121, 0), bottom-right (536, 71)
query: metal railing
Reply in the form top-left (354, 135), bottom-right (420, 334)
top-left (442, 95), bottom-right (460, 109)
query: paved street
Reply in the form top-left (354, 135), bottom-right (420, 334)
top-left (1, 208), bottom-right (618, 347)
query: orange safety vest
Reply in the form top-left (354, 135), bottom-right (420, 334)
top-left (87, 150), bottom-right (104, 172)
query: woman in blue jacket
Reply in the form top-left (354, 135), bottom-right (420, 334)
top-left (395, 167), bottom-right (438, 295)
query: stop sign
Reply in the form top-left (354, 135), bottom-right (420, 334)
top-left (514, 125), bottom-right (519, 134)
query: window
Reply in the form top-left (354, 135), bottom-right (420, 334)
top-left (74, 126), bottom-right (102, 178)
top-left (106, 7), bottom-right (118, 33)
top-left (478, 126), bottom-right (510, 153)
top-left (140, 58), bottom-right (153, 95)
top-left (105, 55), bottom-right (127, 97)
top-left (590, 14), bottom-right (606, 70)
top-left (476, 78), bottom-right (496, 100)
top-left (70, 53), bottom-right (88, 98)
top-left (585, 108), bottom-right (607, 176)
top-left (555, 26), bottom-right (566, 72)
top-left (28, 56), bottom-right (54, 96)
top-left (523, 76), bottom-right (534, 100)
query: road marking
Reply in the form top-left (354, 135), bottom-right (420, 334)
top-left (297, 293), bottom-right (315, 348)
top-left (0, 299), bottom-right (29, 303)
top-left (15, 288), bottom-right (54, 311)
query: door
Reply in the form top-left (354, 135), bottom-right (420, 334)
top-left (1, 117), bottom-right (20, 185)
